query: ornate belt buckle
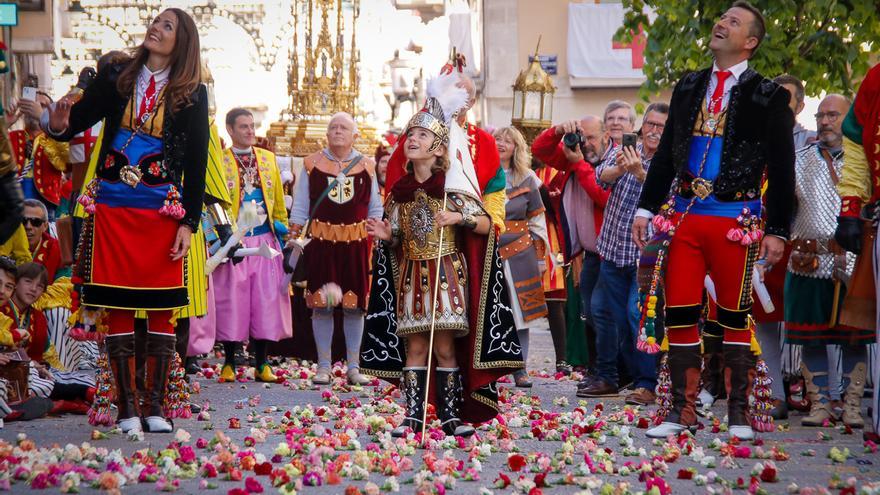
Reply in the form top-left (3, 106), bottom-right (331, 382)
top-left (691, 177), bottom-right (713, 200)
top-left (119, 165), bottom-right (142, 188)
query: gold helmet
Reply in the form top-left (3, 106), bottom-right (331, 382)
top-left (404, 71), bottom-right (469, 153)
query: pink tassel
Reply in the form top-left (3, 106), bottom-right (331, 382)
top-left (77, 195), bottom-right (91, 207)
top-left (172, 205), bottom-right (186, 220)
top-left (727, 228), bottom-right (744, 242)
top-left (652, 215), bottom-right (667, 232)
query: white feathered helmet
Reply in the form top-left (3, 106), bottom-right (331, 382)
top-left (404, 71), bottom-right (470, 153)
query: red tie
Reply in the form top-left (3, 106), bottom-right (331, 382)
top-left (138, 75), bottom-right (156, 121)
top-left (710, 70), bottom-right (732, 114)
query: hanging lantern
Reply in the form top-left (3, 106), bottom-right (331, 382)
top-left (511, 37), bottom-right (555, 145)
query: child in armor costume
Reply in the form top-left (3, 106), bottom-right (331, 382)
top-left (364, 73), bottom-right (522, 438)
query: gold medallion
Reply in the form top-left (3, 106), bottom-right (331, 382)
top-left (691, 178), bottom-right (713, 200)
top-left (120, 165), bottom-right (143, 188)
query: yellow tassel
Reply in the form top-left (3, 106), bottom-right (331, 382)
top-left (750, 331), bottom-right (762, 355)
top-left (660, 334), bottom-right (669, 352)
top-left (700, 339), bottom-right (704, 354)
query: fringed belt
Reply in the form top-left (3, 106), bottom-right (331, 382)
top-left (309, 219), bottom-right (368, 243)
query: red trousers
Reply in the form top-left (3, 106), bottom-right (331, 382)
top-left (107, 309), bottom-right (174, 336)
top-left (664, 213), bottom-right (757, 346)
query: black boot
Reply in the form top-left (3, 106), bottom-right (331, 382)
top-left (647, 343), bottom-right (701, 438)
top-left (106, 334), bottom-right (141, 433)
top-left (142, 333), bottom-right (175, 433)
top-left (436, 367), bottom-right (475, 437)
top-left (724, 343), bottom-right (757, 440)
top-left (391, 367), bottom-right (427, 438)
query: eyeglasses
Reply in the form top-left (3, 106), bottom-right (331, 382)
top-left (814, 111), bottom-right (841, 122)
top-left (642, 121), bottom-right (665, 131)
top-left (22, 217), bottom-right (45, 228)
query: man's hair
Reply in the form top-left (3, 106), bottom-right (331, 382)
top-left (603, 100), bottom-right (636, 125)
top-left (732, 1), bottom-right (765, 52)
top-left (329, 112), bottom-right (359, 133)
top-left (581, 115), bottom-right (605, 132)
top-left (0, 256), bottom-right (17, 281)
top-left (23, 198), bottom-right (48, 222)
top-left (773, 74), bottom-right (805, 103)
top-left (644, 102), bottom-right (670, 116)
top-left (16, 262), bottom-right (47, 288)
top-left (225, 107), bottom-right (253, 128)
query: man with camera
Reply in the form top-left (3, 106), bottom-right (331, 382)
top-left (531, 116), bottom-right (610, 377)
top-left (579, 102), bottom-right (667, 406)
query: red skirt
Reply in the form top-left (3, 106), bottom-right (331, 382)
top-left (81, 181), bottom-right (187, 310)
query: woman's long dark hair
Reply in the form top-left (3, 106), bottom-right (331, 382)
top-left (116, 8), bottom-right (202, 113)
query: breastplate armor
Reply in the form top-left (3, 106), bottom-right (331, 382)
top-left (399, 189), bottom-right (457, 260)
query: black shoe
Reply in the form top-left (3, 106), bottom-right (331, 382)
top-left (184, 357), bottom-right (201, 375)
top-left (556, 361), bottom-right (573, 376)
top-left (577, 371), bottom-right (598, 390)
top-left (576, 378), bottom-right (618, 397)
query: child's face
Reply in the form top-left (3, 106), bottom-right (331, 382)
top-left (14, 276), bottom-right (45, 307)
top-left (0, 270), bottom-right (14, 306)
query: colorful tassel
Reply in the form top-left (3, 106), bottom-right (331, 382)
top-left (87, 354), bottom-right (115, 427)
top-left (158, 185), bottom-right (186, 220)
top-left (654, 355), bottom-right (672, 424)
top-left (750, 359), bottom-right (774, 432)
top-left (163, 352), bottom-right (192, 419)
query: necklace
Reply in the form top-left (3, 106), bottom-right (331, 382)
top-left (235, 151), bottom-right (259, 195)
top-left (705, 76), bottom-right (733, 132)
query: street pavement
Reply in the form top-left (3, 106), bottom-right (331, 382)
top-left (0, 330), bottom-right (877, 494)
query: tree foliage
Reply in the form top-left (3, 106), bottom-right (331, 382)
top-left (617, 0), bottom-right (880, 99)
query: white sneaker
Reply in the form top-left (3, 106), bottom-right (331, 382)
top-left (118, 417), bottom-right (143, 434)
top-left (646, 422), bottom-right (689, 439)
top-left (145, 416), bottom-right (173, 433)
top-left (729, 425), bottom-right (755, 440)
top-left (697, 388), bottom-right (715, 408)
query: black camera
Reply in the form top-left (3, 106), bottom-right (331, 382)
top-left (562, 130), bottom-right (585, 151)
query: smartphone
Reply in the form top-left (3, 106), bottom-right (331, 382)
top-left (21, 86), bottom-right (37, 102)
top-left (622, 132), bottom-right (638, 148)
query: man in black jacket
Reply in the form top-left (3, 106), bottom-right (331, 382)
top-left (632, 0), bottom-right (795, 440)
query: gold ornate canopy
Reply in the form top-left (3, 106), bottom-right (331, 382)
top-left (268, 0), bottom-right (377, 157)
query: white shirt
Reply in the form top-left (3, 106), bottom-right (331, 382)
top-left (136, 65), bottom-right (170, 113)
top-left (706, 59), bottom-right (748, 112)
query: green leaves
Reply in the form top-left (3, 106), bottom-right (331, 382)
top-left (617, 0), bottom-right (878, 100)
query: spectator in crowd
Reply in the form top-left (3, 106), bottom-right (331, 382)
top-left (786, 94), bottom-right (871, 429)
top-left (0, 263), bottom-right (95, 417)
top-left (21, 199), bottom-right (62, 282)
top-left (774, 74), bottom-right (816, 150)
top-left (495, 126), bottom-right (552, 387)
top-left (580, 102), bottom-right (667, 406)
top-left (531, 116), bottom-right (610, 382)
top-left (13, 90), bottom-right (69, 224)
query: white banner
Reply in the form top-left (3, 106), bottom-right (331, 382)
top-left (567, 3), bottom-right (646, 87)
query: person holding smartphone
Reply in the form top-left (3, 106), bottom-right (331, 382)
top-left (578, 102), bottom-right (668, 408)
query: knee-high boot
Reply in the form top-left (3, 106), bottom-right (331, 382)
top-left (724, 344), bottom-right (757, 440)
top-left (647, 344), bottom-right (701, 438)
top-left (106, 334), bottom-right (140, 433)
top-left (142, 332), bottom-right (175, 432)
top-left (436, 367), bottom-right (475, 437)
top-left (391, 367), bottom-right (427, 438)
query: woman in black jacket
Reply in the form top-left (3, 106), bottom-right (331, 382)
top-left (43, 8), bottom-right (207, 435)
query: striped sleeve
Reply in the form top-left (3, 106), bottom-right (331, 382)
top-left (204, 121), bottom-right (231, 207)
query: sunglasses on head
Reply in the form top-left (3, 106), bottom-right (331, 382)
top-left (22, 217), bottom-right (45, 227)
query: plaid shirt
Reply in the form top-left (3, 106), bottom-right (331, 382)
top-left (596, 143), bottom-right (651, 267)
